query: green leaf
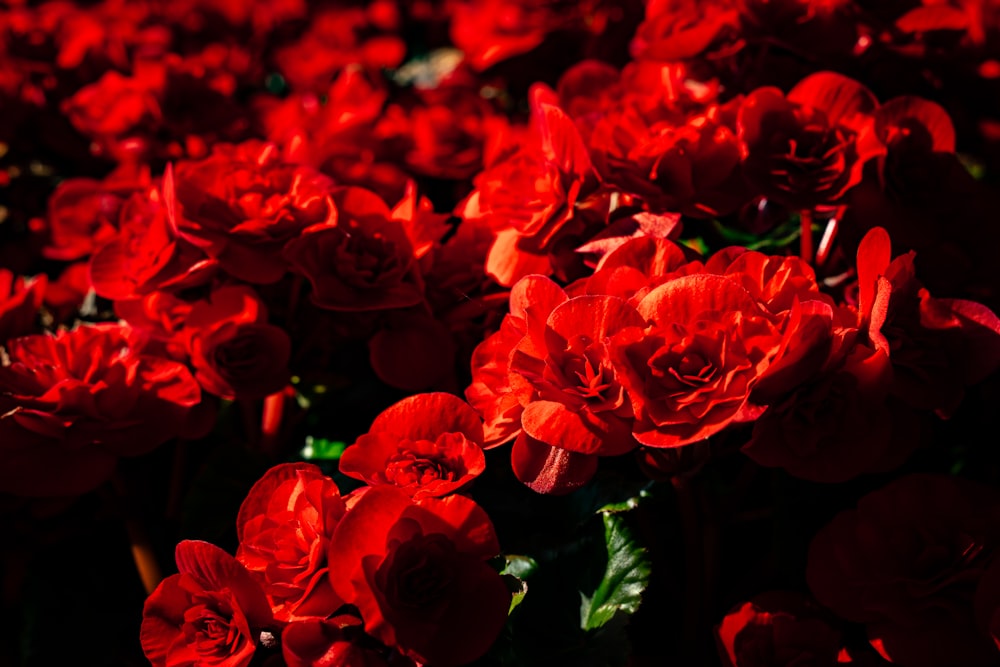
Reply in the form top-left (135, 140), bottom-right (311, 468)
top-left (503, 574), bottom-right (529, 615)
top-left (300, 436), bottom-right (347, 461)
top-left (579, 512), bottom-right (651, 631)
top-left (501, 554), bottom-right (539, 580)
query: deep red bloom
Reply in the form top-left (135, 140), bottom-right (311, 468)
top-left (236, 463), bottom-right (347, 623)
top-left (41, 177), bottom-right (124, 262)
top-left (328, 486), bottom-right (510, 666)
top-left (282, 617), bottom-right (413, 667)
top-left (0, 324), bottom-right (200, 496)
top-left (339, 393), bottom-right (486, 498)
top-left (807, 474), bottom-right (1000, 667)
top-left (631, 0), bottom-right (740, 62)
top-left (284, 186), bottom-right (424, 312)
top-left (716, 592), bottom-right (846, 667)
top-left (173, 141), bottom-right (337, 284)
top-left (141, 540), bottom-right (273, 667)
top-left (189, 321), bottom-right (291, 401)
top-left (738, 72), bottom-right (879, 210)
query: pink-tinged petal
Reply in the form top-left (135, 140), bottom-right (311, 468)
top-left (876, 97), bottom-right (956, 153)
top-left (173, 540), bottom-right (272, 627)
top-left (522, 400), bottom-right (637, 456)
top-left (788, 72), bottom-right (877, 128)
top-left (368, 392), bottom-right (485, 445)
top-left (511, 432), bottom-right (598, 495)
top-left (856, 227), bottom-right (892, 323)
top-left (636, 274), bottom-right (761, 326)
top-left (236, 462), bottom-right (328, 541)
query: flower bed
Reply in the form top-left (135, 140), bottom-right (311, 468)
top-left (3, 1), bottom-right (1000, 665)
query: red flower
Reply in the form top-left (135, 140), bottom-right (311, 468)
top-left (631, 0), bottom-right (740, 62)
top-left (328, 486), bottom-right (510, 666)
top-left (173, 141), bottom-right (337, 284)
top-left (282, 617), bottom-right (413, 667)
top-left (610, 273), bottom-right (781, 448)
top-left (283, 186), bottom-right (424, 312)
top-left (716, 592), bottom-right (846, 667)
top-left (141, 540), bottom-right (273, 667)
top-left (339, 393), bottom-right (486, 498)
top-left (189, 321), bottom-right (291, 401)
top-left (807, 474), bottom-right (1000, 667)
top-left (236, 463), bottom-right (347, 623)
top-left (0, 269), bottom-right (45, 344)
top-left (738, 72), bottom-right (879, 210)
top-left (41, 177), bottom-right (123, 262)
top-left (90, 168), bottom-right (216, 300)
top-left (0, 324), bottom-right (201, 496)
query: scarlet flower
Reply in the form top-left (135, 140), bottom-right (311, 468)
top-left (738, 72), bottom-right (880, 210)
top-left (236, 463), bottom-right (347, 623)
top-left (0, 323), bottom-right (201, 496)
top-left (188, 321), bottom-right (291, 401)
top-left (610, 273), bottom-right (781, 447)
top-left (173, 140), bottom-right (337, 284)
top-left (328, 486), bottom-right (510, 666)
top-left (807, 474), bottom-right (1000, 667)
top-left (340, 393), bottom-right (486, 498)
top-left (141, 540), bottom-right (274, 667)
top-left (630, 0), bottom-right (740, 62)
top-left (283, 186), bottom-right (423, 312)
top-left (41, 177), bottom-right (123, 262)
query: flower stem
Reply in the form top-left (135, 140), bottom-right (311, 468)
top-left (112, 473), bottom-right (162, 595)
top-left (260, 391), bottom-right (286, 457)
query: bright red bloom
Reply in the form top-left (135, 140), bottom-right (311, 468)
top-left (141, 540), bottom-right (274, 667)
top-left (339, 393), bottom-right (486, 498)
top-left (0, 324), bottom-right (200, 496)
top-left (807, 474), bottom-right (1000, 667)
top-left (463, 85), bottom-right (606, 287)
top-left (328, 486), bottom-right (510, 666)
top-left (173, 141), bottom-right (337, 284)
top-left (284, 186), bottom-right (423, 312)
top-left (0, 269), bottom-right (45, 343)
top-left (716, 592), bottom-right (847, 667)
top-left (738, 72), bottom-right (880, 210)
top-left (236, 463), bottom-right (347, 623)
top-left (610, 273), bottom-right (781, 447)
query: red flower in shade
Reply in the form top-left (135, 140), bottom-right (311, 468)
top-left (89, 168), bottom-right (216, 300)
top-left (284, 186), bottom-right (424, 312)
top-left (173, 140), bottom-right (337, 284)
top-left (0, 324), bottom-right (200, 496)
top-left (807, 474), bottom-right (1000, 667)
top-left (236, 463), bottom-right (347, 623)
top-left (41, 177), bottom-right (124, 262)
top-left (630, 0), bottom-right (740, 62)
top-left (0, 269), bottom-right (45, 344)
top-left (716, 592), bottom-right (847, 667)
top-left (188, 321), bottom-right (291, 401)
top-left (328, 486), bottom-right (510, 666)
top-left (141, 540), bottom-right (274, 667)
top-left (339, 393), bottom-right (486, 498)
top-left (610, 273), bottom-right (781, 448)
top-left (738, 72), bottom-right (880, 210)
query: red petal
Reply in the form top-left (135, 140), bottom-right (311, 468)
top-left (788, 72), bottom-right (877, 128)
top-left (235, 462), bottom-right (329, 541)
top-left (855, 227), bottom-right (892, 324)
top-left (511, 432), bottom-right (598, 495)
top-left (174, 540), bottom-right (272, 627)
top-left (368, 392), bottom-right (485, 445)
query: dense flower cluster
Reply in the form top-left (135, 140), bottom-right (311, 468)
top-left (4, 0), bottom-right (1000, 665)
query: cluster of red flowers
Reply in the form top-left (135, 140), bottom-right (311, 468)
top-left (143, 395), bottom-right (508, 667)
top-left (4, 0), bottom-right (1000, 665)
